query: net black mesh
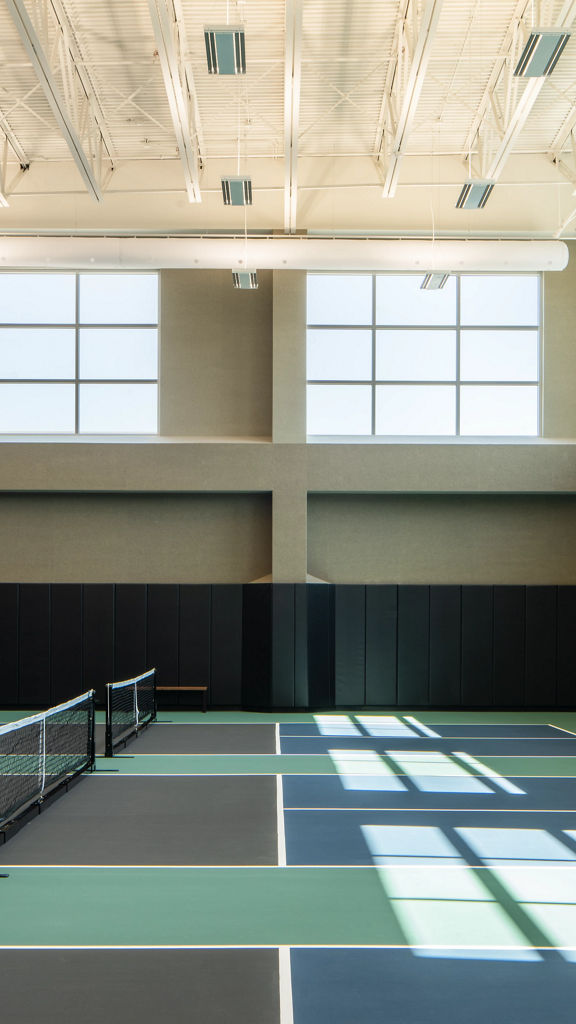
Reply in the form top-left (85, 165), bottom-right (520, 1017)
top-left (44, 694), bottom-right (95, 790)
top-left (137, 673), bottom-right (156, 726)
top-left (106, 671), bottom-right (156, 755)
top-left (0, 720), bottom-right (43, 824)
top-left (108, 683), bottom-right (137, 750)
top-left (0, 692), bottom-right (95, 826)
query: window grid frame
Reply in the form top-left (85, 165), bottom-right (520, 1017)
top-left (307, 273), bottom-right (541, 438)
top-left (0, 273), bottom-right (159, 436)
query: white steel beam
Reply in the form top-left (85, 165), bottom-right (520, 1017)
top-left (377, 0), bottom-right (444, 198)
top-left (284, 0), bottom-right (302, 233)
top-left (147, 0), bottom-right (202, 203)
top-left (464, 0), bottom-right (576, 184)
top-left (4, 0), bottom-right (110, 201)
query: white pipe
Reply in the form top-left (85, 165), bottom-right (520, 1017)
top-left (0, 236), bottom-right (567, 271)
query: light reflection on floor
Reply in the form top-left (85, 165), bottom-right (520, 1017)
top-left (319, 714), bottom-right (576, 963)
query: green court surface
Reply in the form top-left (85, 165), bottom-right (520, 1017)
top-left (95, 753), bottom-right (339, 774)
top-left (2, 864), bottom-right (574, 950)
top-left (93, 752), bottom-right (576, 778)
top-left (0, 866), bottom-right (400, 947)
top-left (3, 709), bottom-right (576, 728)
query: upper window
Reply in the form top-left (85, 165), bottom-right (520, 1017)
top-left (307, 273), bottom-right (540, 438)
top-left (0, 273), bottom-right (158, 434)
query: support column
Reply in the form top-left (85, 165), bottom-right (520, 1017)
top-left (272, 452), bottom-right (307, 582)
top-left (273, 270), bottom-right (307, 443)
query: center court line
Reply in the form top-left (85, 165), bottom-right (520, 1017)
top-left (279, 946), bottom-right (294, 1024)
top-left (276, 724), bottom-right (294, 1024)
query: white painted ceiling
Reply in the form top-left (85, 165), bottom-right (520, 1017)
top-left (0, 0), bottom-right (575, 239)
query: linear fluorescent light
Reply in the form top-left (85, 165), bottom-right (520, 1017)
top-left (421, 273), bottom-right (449, 290)
top-left (232, 271), bottom-right (258, 289)
top-left (205, 27), bottom-right (246, 74)
top-left (221, 176), bottom-right (253, 206)
top-left (456, 180), bottom-right (495, 210)
top-left (514, 29), bottom-right (570, 77)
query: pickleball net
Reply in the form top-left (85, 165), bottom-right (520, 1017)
top-left (0, 690), bottom-right (96, 836)
top-left (105, 669), bottom-right (157, 757)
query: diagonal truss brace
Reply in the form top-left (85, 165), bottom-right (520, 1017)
top-left (0, 106), bottom-right (31, 207)
top-left (284, 0), bottom-right (302, 233)
top-left (5, 0), bottom-right (114, 201)
top-left (463, 0), bottom-right (576, 184)
top-left (550, 126), bottom-right (576, 189)
top-left (148, 0), bottom-right (203, 203)
top-left (375, 0), bottom-right (444, 198)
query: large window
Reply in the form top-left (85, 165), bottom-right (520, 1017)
top-left (307, 274), bottom-right (540, 437)
top-left (0, 273), bottom-right (158, 434)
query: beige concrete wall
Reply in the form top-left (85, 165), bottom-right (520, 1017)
top-left (308, 494), bottom-right (576, 584)
top-left (159, 269), bottom-right (272, 437)
top-left (272, 270), bottom-right (307, 442)
top-left (0, 493), bottom-right (271, 583)
top-left (543, 242), bottom-right (576, 438)
top-left (0, 261), bottom-right (575, 584)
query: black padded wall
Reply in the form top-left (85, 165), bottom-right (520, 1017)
top-left (334, 586), bottom-right (366, 706)
top-left (179, 585), bottom-right (211, 707)
top-left (0, 584), bottom-right (18, 705)
top-left (0, 583), bottom-right (574, 709)
top-left (365, 586), bottom-right (397, 705)
top-left (19, 584), bottom-right (51, 705)
top-left (211, 585), bottom-right (243, 705)
top-left (50, 584), bottom-right (83, 704)
top-left (83, 585), bottom-right (114, 704)
top-left (429, 586), bottom-right (461, 706)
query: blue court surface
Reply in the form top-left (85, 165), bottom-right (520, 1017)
top-left (290, 948), bottom-right (576, 1024)
top-left (283, 712), bottom-right (576, 1022)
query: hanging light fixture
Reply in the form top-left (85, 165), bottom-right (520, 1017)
top-left (204, 26), bottom-right (246, 74)
top-left (456, 180), bottom-right (495, 210)
top-left (514, 29), bottom-right (570, 77)
top-left (232, 271), bottom-right (258, 289)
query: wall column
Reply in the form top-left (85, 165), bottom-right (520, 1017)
top-left (272, 270), bottom-right (307, 442)
top-left (272, 448), bottom-right (307, 581)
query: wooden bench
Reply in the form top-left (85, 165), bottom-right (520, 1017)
top-left (156, 686), bottom-right (208, 712)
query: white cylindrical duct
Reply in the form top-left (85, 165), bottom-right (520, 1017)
top-left (0, 236), bottom-right (568, 271)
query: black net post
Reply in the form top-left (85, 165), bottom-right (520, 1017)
top-left (105, 669), bottom-right (157, 757)
top-left (105, 683), bottom-right (113, 758)
top-left (88, 692), bottom-right (96, 770)
top-left (152, 668), bottom-right (158, 721)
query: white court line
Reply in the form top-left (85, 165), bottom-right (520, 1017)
top-left (89, 772), bottom-right (576, 779)
top-left (98, 753), bottom-right (295, 758)
top-left (274, 733), bottom-right (576, 742)
top-left (279, 946), bottom-right (294, 1024)
top-left (0, 943), bottom-right (573, 951)
top-left (283, 807), bottom-right (576, 813)
top-left (549, 723), bottom-right (576, 737)
top-left (277, 776), bottom-right (287, 867)
top-left (276, 726), bottom-right (288, 868)
top-left (91, 773), bottom-right (341, 778)
top-left (5, 863), bottom-right (576, 871)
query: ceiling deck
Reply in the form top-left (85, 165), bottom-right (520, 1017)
top-left (0, 0), bottom-right (574, 238)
